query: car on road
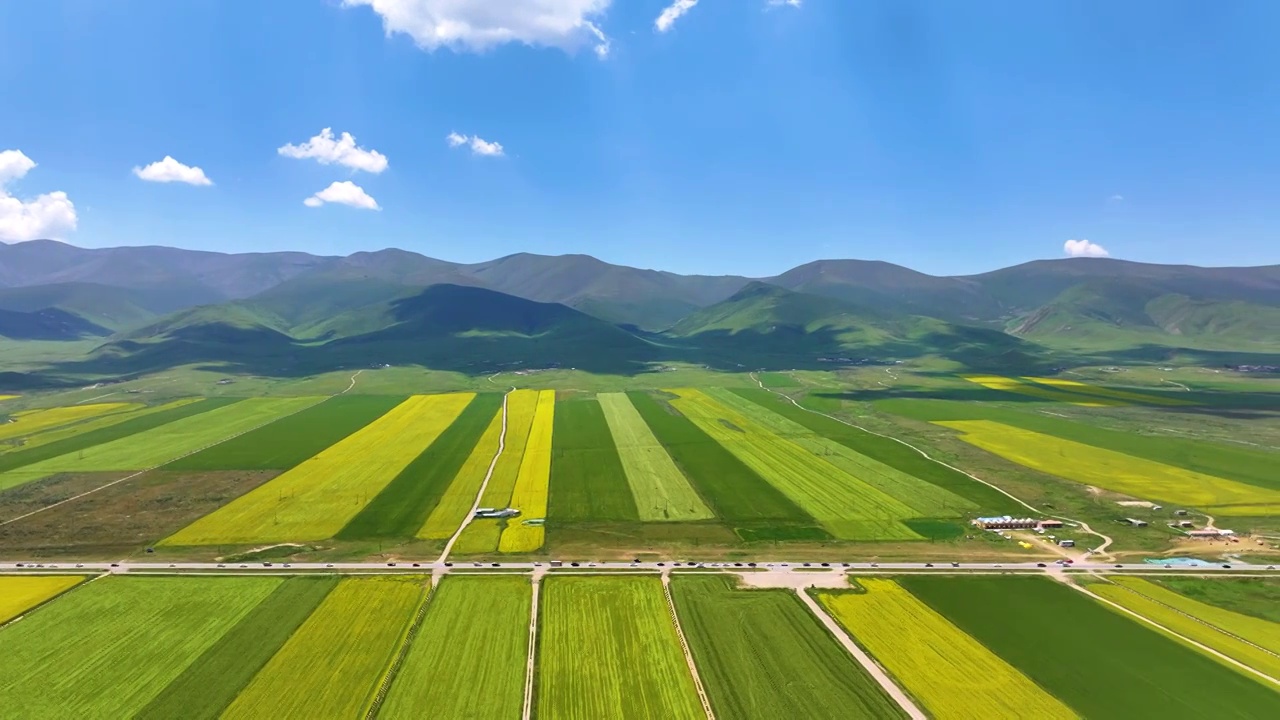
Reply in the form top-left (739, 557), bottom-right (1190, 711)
top-left (951, 562), bottom-right (960, 568)
top-left (1036, 563), bottom-right (1047, 568)
top-left (1223, 564), bottom-right (1232, 569)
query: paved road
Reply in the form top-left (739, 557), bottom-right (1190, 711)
top-left (3, 560), bottom-right (1275, 574)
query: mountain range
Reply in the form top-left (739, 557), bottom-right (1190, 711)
top-left (1, 239), bottom-right (1277, 382)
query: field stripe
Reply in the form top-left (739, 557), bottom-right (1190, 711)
top-left (417, 407), bottom-right (505, 540)
top-left (166, 395), bottom-right (406, 471)
top-left (1024, 377), bottom-right (1193, 406)
top-left (547, 397), bottom-right (638, 523)
top-left (817, 579), bottom-right (1076, 719)
top-left (499, 390), bottom-right (556, 552)
top-left (380, 576), bottom-right (531, 718)
top-left (161, 394), bottom-right (474, 545)
top-left (0, 402), bottom-right (140, 441)
top-left (625, 391), bottom-right (813, 525)
top-left (670, 388), bottom-right (921, 540)
top-left (134, 576), bottom-right (338, 720)
top-left (222, 577), bottom-right (425, 720)
top-left (0, 576), bottom-right (281, 718)
top-left (598, 392), bottom-right (712, 521)
top-left (0, 397), bottom-right (320, 490)
top-left (961, 375), bottom-right (1116, 406)
top-left (337, 393), bottom-right (504, 539)
top-left (0, 575), bottom-right (85, 625)
top-left (0, 398), bottom-right (201, 458)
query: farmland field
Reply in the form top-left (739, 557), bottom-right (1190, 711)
top-left (1024, 377), bottom-right (1192, 405)
top-left (454, 389), bottom-right (540, 553)
top-left (1150, 577), bottom-right (1280, 623)
top-left (598, 392), bottom-right (714, 521)
top-left (163, 394), bottom-right (474, 544)
top-left (548, 396), bottom-right (637, 523)
top-left (0, 575), bottom-right (84, 624)
top-left (816, 578), bottom-right (1074, 719)
top-left (936, 419), bottom-right (1280, 514)
top-left (0, 576), bottom-right (279, 718)
top-left (671, 575), bottom-right (905, 719)
top-left (900, 575), bottom-right (1280, 718)
top-left (0, 397), bottom-right (319, 491)
top-left (669, 388), bottom-right (921, 539)
top-left (338, 393), bottom-right (502, 539)
top-left (1092, 576), bottom-right (1280, 680)
top-left (381, 576), bottom-right (530, 719)
top-left (135, 576), bottom-right (338, 720)
top-left (538, 576), bottom-right (704, 719)
top-left (500, 389), bottom-right (556, 552)
top-left (0, 401), bottom-right (140, 441)
top-left (418, 406), bottom-right (504, 539)
top-left (0, 398), bottom-right (200, 456)
top-left (961, 374), bottom-right (1112, 406)
top-left (222, 576), bottom-right (424, 720)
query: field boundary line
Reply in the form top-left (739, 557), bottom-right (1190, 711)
top-left (521, 573), bottom-right (541, 720)
top-left (437, 388), bottom-right (513, 563)
top-left (364, 577), bottom-right (437, 719)
top-left (796, 587), bottom-right (927, 719)
top-left (661, 571), bottom-right (716, 720)
top-left (749, 373), bottom-right (1116, 557)
top-left (0, 573), bottom-right (103, 629)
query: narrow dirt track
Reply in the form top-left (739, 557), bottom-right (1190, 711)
top-left (521, 571), bottom-right (542, 720)
top-left (661, 570), bottom-right (716, 719)
top-left (437, 388), bottom-right (513, 563)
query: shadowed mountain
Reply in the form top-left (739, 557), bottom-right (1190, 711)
top-left (767, 259), bottom-right (999, 322)
top-left (0, 307), bottom-right (111, 340)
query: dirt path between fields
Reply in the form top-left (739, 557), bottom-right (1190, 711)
top-left (521, 571), bottom-right (542, 720)
top-left (1161, 378), bottom-right (1191, 391)
top-left (661, 570), bottom-right (715, 719)
top-left (437, 388), bottom-right (513, 563)
top-left (750, 373), bottom-right (1117, 559)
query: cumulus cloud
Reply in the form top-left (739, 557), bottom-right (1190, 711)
top-left (1064, 239), bottom-right (1109, 258)
top-left (303, 181), bottom-right (380, 210)
top-left (133, 156), bottom-right (214, 186)
top-left (655, 0), bottom-right (697, 32)
top-left (278, 128), bottom-right (388, 173)
top-left (342, 0), bottom-right (612, 58)
top-left (447, 132), bottom-right (505, 156)
top-left (0, 149), bottom-right (78, 243)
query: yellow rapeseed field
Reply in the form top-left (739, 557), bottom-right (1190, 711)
top-left (417, 408), bottom-right (504, 539)
top-left (163, 393), bottom-right (474, 545)
top-left (0, 395), bottom-right (18, 402)
top-left (1024, 377), bottom-right (1192, 406)
top-left (476, 389), bottom-right (540, 508)
top-left (961, 375), bottom-right (1113, 406)
top-left (499, 390), bottom-right (555, 552)
top-left (936, 420), bottom-right (1280, 515)
top-left (818, 579), bottom-right (1076, 719)
top-left (0, 576), bottom-right (84, 624)
top-left (0, 402), bottom-right (140, 441)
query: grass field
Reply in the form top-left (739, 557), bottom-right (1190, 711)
top-left (671, 575), bottom-right (906, 719)
top-left (626, 390), bottom-right (815, 530)
top-left (961, 374), bottom-right (1114, 406)
top-left (900, 575), bottom-right (1280, 718)
top-left (937, 419), bottom-right (1280, 514)
top-left (381, 576), bottom-right (530, 719)
top-left (1151, 577), bottom-right (1280, 623)
top-left (0, 575), bottom-right (84, 624)
top-left (538, 576), bottom-right (704, 720)
top-left (222, 576), bottom-right (425, 720)
top-left (0, 397), bottom-right (319, 490)
top-left (547, 396), bottom-right (637, 523)
top-left (708, 388), bottom-right (973, 518)
top-left (598, 392), bottom-right (713, 521)
top-left (500, 390), bottom-right (556, 552)
top-left (135, 576), bottom-right (338, 720)
top-left (1092, 577), bottom-right (1280, 680)
top-left (1025, 377), bottom-right (1193, 405)
top-left (338, 393), bottom-right (503, 539)
top-left (0, 398), bottom-right (201, 456)
top-left (0, 576), bottom-right (279, 718)
top-left (0, 402), bottom-right (140, 441)
top-left (418, 408), bottom-right (504, 539)
top-left (163, 394), bottom-right (474, 544)
top-left (167, 395), bottom-right (404, 471)
top-left (671, 388), bottom-right (920, 540)
top-left (816, 579), bottom-right (1074, 719)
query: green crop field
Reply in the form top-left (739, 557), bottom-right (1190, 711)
top-left (597, 392), bottom-right (713, 521)
top-left (0, 575), bottom-right (84, 624)
top-left (381, 575), bottom-right (530, 719)
top-left (0, 398), bottom-right (201, 456)
top-left (900, 575), bottom-right (1280, 718)
top-left (222, 576), bottom-right (425, 719)
top-left (757, 372), bottom-right (802, 388)
top-left (135, 576), bottom-right (338, 720)
top-left (168, 395), bottom-right (404, 471)
top-left (418, 408), bottom-right (504, 539)
top-left (670, 388), bottom-right (921, 539)
top-left (1150, 577), bottom-right (1280, 624)
top-left (548, 397), bottom-right (639, 522)
top-left (0, 576), bottom-right (279, 718)
top-left (538, 576), bottom-right (704, 720)
top-left (671, 575), bottom-right (905, 719)
top-left (0, 397), bottom-right (320, 490)
top-left (338, 393), bottom-right (503, 539)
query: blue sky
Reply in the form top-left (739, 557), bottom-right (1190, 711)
top-left (2, 0), bottom-right (1278, 277)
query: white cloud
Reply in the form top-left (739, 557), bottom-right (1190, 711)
top-left (278, 128), bottom-right (388, 173)
top-left (132, 156), bottom-right (214, 186)
top-left (1064, 239), bottom-right (1109, 258)
top-left (0, 150), bottom-right (78, 243)
top-left (655, 0), bottom-right (697, 32)
top-left (447, 132), bottom-right (505, 156)
top-left (766, 0), bottom-right (802, 7)
top-left (1109, 194), bottom-right (1124, 202)
top-left (342, 0), bottom-right (612, 58)
top-left (303, 181), bottom-right (380, 210)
